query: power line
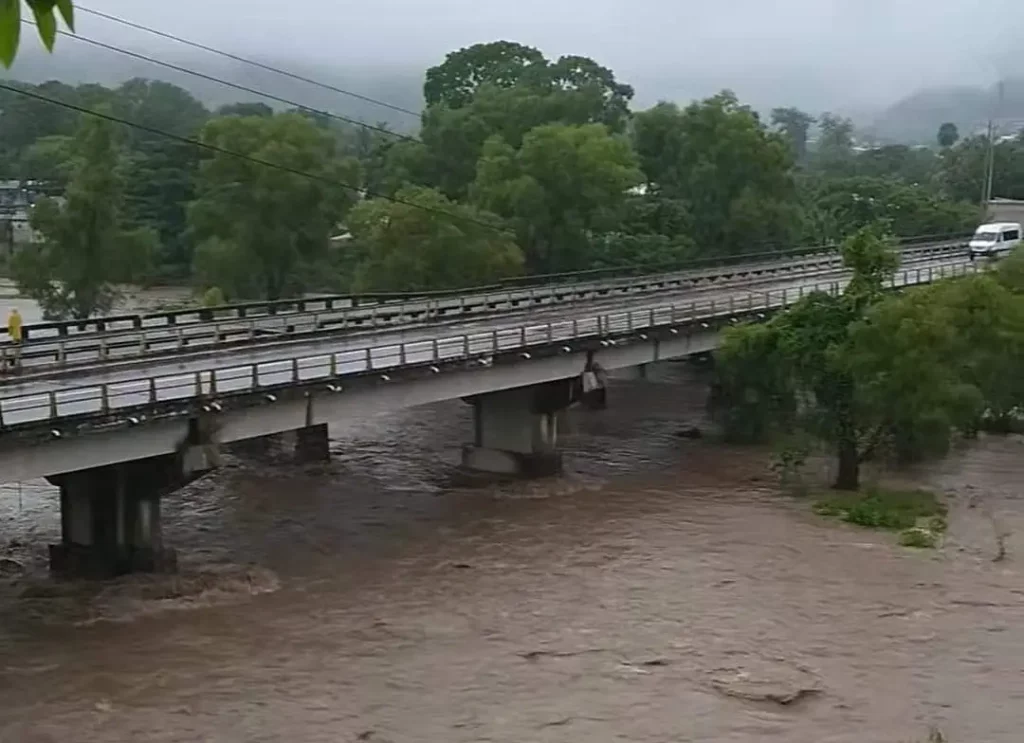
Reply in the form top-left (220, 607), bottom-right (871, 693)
top-left (76, 5), bottom-right (423, 121)
top-left (0, 82), bottom-right (507, 234)
top-left (22, 19), bottom-right (420, 146)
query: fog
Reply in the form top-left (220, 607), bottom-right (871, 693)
top-left (62, 0), bottom-right (1018, 113)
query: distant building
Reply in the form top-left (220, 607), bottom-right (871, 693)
top-left (0, 180), bottom-right (52, 253)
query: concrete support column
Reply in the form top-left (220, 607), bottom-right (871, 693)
top-left (47, 452), bottom-right (206, 578)
top-left (461, 380), bottom-right (574, 477)
top-left (294, 423), bottom-right (330, 463)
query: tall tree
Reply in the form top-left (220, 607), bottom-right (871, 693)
top-left (716, 227), bottom-right (898, 490)
top-left (814, 112), bottom-right (856, 175)
top-left (413, 44), bottom-right (635, 199)
top-left (471, 123), bottom-right (642, 274)
top-left (633, 92), bottom-right (800, 255)
top-left (937, 122), bottom-right (960, 148)
top-left (423, 41), bottom-right (548, 109)
top-left (188, 112), bottom-right (360, 300)
top-left (771, 107), bottom-right (816, 162)
top-left (11, 115), bottom-right (156, 319)
top-left (347, 186), bottom-right (523, 292)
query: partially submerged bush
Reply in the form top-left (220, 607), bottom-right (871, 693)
top-left (814, 487), bottom-right (947, 548)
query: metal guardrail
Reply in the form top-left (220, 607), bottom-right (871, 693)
top-left (3, 232), bottom-right (971, 344)
top-left (0, 261), bottom-right (977, 430)
top-left (0, 240), bottom-right (968, 373)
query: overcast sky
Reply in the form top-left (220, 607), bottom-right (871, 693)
top-left (67, 0), bottom-right (1024, 112)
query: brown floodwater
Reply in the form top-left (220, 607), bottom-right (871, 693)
top-left (1, 363), bottom-right (1024, 743)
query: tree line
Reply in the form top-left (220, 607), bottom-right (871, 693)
top-left (714, 228), bottom-right (1024, 491)
top-left (0, 42), bottom-right (998, 319)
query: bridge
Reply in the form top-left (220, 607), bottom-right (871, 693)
top-left (0, 240), bottom-right (976, 577)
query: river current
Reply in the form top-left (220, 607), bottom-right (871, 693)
top-left (2, 362), bottom-right (1023, 742)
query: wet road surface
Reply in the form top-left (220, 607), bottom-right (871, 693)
top-left (2, 363), bottom-right (1024, 742)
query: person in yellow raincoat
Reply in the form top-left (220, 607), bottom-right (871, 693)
top-left (7, 308), bottom-right (22, 344)
top-left (6, 308), bottom-right (22, 370)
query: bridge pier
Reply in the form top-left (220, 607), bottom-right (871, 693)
top-left (461, 380), bottom-right (576, 477)
top-left (294, 423), bottom-right (330, 463)
top-left (47, 448), bottom-right (214, 578)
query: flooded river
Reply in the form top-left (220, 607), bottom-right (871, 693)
top-left (2, 364), bottom-right (1024, 742)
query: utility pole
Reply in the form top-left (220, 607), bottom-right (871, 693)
top-left (980, 80), bottom-right (1004, 220)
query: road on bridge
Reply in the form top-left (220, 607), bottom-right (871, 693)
top-left (0, 254), bottom-right (972, 428)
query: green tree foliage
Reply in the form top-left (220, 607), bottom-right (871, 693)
top-left (771, 107), bottom-right (816, 162)
top-left (11, 116), bottom-right (156, 319)
top-left (718, 226), bottom-right (1024, 488)
top-left (111, 78), bottom-right (209, 142)
top-left (402, 42), bottom-right (635, 200)
top-left (471, 122), bottom-right (642, 274)
top-left (16, 133), bottom-right (72, 183)
top-left (123, 139), bottom-right (201, 279)
top-left (941, 133), bottom-right (1024, 202)
top-left (937, 122), bottom-right (959, 148)
top-left (188, 112), bottom-right (360, 300)
top-left (801, 176), bottom-right (976, 243)
top-left (216, 102), bottom-right (274, 118)
top-left (347, 185), bottom-right (523, 292)
top-left (717, 227), bottom-right (924, 489)
top-left (587, 192), bottom-right (695, 269)
top-left (816, 113), bottom-right (855, 155)
top-left (0, 0), bottom-right (74, 67)
top-left (848, 145), bottom-right (939, 184)
top-left (633, 92), bottom-right (800, 255)
top-left (424, 41), bottom-right (548, 109)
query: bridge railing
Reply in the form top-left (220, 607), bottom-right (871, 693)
top-left (0, 239), bottom-right (969, 372)
top-left (0, 241), bottom-right (967, 373)
top-left (0, 262), bottom-right (978, 431)
top-left (3, 231), bottom-right (971, 344)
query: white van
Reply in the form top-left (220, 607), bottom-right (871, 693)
top-left (969, 222), bottom-right (1022, 260)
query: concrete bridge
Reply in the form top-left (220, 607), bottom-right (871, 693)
top-left (0, 252), bottom-right (976, 577)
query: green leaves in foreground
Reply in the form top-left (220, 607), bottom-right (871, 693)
top-left (0, 0), bottom-right (75, 68)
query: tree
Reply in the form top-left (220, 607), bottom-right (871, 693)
top-left (123, 138), bottom-right (200, 279)
top-left (347, 186), bottom-right (523, 292)
top-left (188, 112), bottom-right (360, 300)
top-left (813, 112), bottom-right (856, 175)
top-left (718, 222), bottom-right (1024, 487)
top-left (717, 226), bottom-right (924, 490)
top-left (632, 93), bottom-right (800, 256)
top-left (11, 116), bottom-right (156, 319)
top-left (940, 134), bottom-right (1024, 202)
top-left (413, 44), bottom-right (634, 200)
top-left (424, 41), bottom-right (548, 109)
top-left (471, 123), bottom-right (642, 274)
top-left (817, 113), bottom-right (855, 154)
top-left (216, 102), bottom-right (274, 118)
top-left (801, 175), bottom-right (976, 243)
top-left (111, 79), bottom-right (209, 142)
top-left (937, 122), bottom-right (960, 148)
top-left (771, 107), bottom-right (816, 162)
top-left (0, 0), bottom-right (74, 67)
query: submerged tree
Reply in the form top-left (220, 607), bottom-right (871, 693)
top-left (716, 225), bottom-right (984, 490)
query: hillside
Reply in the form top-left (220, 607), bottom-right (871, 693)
top-left (868, 78), bottom-right (1024, 144)
top-left (2, 44), bottom-right (426, 132)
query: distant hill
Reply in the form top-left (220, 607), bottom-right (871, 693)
top-left (868, 78), bottom-right (1024, 144)
top-left (2, 44), bottom-right (426, 133)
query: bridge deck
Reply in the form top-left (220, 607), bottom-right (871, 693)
top-left (0, 257), bottom-right (973, 428)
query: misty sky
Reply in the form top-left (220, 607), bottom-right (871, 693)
top-left (71, 0), bottom-right (1024, 112)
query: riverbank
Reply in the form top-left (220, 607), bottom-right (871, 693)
top-left (1, 368), bottom-right (1022, 741)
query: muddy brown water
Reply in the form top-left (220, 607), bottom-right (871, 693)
top-left (2, 363), bottom-right (1024, 742)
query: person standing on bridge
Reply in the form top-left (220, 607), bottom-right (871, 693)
top-left (7, 307), bottom-right (22, 344)
top-left (6, 307), bottom-right (22, 370)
